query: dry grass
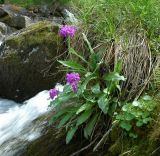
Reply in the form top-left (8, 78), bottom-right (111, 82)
top-left (71, 30), bottom-right (158, 101)
top-left (103, 31), bottom-right (158, 100)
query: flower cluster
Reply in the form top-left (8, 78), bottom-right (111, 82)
top-left (59, 25), bottom-right (77, 38)
top-left (49, 25), bottom-right (79, 99)
top-left (49, 73), bottom-right (80, 99)
top-left (49, 88), bottom-right (59, 99)
top-left (66, 73), bottom-right (80, 93)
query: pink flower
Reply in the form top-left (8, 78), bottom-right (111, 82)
top-left (59, 25), bottom-right (77, 38)
top-left (71, 82), bottom-right (78, 93)
top-left (66, 72), bottom-right (80, 93)
top-left (66, 73), bottom-right (80, 85)
top-left (49, 88), bottom-right (59, 99)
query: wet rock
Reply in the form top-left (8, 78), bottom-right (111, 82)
top-left (0, 21), bottom-right (65, 102)
top-left (0, 21), bottom-right (7, 34)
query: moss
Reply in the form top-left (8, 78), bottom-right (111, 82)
top-left (23, 128), bottom-right (85, 156)
top-left (0, 20), bottom-right (64, 101)
top-left (107, 139), bottom-right (122, 156)
top-left (6, 21), bottom-right (61, 49)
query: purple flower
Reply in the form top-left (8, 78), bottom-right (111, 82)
top-left (66, 72), bottom-right (80, 93)
top-left (66, 73), bottom-right (80, 85)
top-left (71, 82), bottom-right (78, 93)
top-left (59, 25), bottom-right (77, 38)
top-left (49, 88), bottom-right (59, 99)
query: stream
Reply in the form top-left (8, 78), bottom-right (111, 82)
top-left (0, 84), bottom-right (63, 156)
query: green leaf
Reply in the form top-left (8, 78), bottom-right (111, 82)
top-left (120, 121), bottom-right (132, 131)
top-left (142, 95), bottom-right (152, 101)
top-left (84, 113), bottom-right (99, 139)
top-left (83, 93), bottom-right (96, 103)
top-left (129, 132), bottom-right (138, 138)
top-left (91, 83), bottom-right (101, 94)
top-left (76, 103), bottom-right (92, 115)
top-left (104, 72), bottom-right (126, 81)
top-left (108, 102), bottom-right (117, 116)
top-left (66, 126), bottom-right (78, 144)
top-left (132, 101), bottom-right (140, 107)
top-left (122, 104), bottom-right (130, 112)
top-left (52, 92), bottom-right (75, 108)
top-left (142, 118), bottom-right (152, 124)
top-left (103, 88), bottom-right (109, 94)
top-left (81, 74), bottom-right (97, 93)
top-left (116, 114), bottom-right (124, 120)
top-left (136, 121), bottom-right (144, 127)
top-left (49, 109), bottom-right (67, 125)
top-left (63, 84), bottom-right (72, 93)
top-left (58, 60), bottom-right (86, 72)
top-left (85, 72), bottom-right (92, 77)
top-left (116, 85), bottom-right (121, 91)
top-left (49, 107), bottom-right (78, 125)
top-left (142, 112), bottom-right (150, 118)
top-left (58, 112), bottom-right (74, 128)
top-left (89, 53), bottom-right (99, 70)
top-left (69, 48), bottom-right (88, 64)
top-left (124, 113), bottom-right (135, 121)
top-left (82, 33), bottom-right (94, 54)
top-left (98, 95), bottom-right (109, 114)
top-left (76, 109), bottom-right (93, 127)
top-left (114, 59), bottom-right (123, 73)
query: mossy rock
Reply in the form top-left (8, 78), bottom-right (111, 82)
top-left (22, 94), bottom-right (160, 156)
top-left (0, 21), bottom-right (65, 101)
top-left (22, 125), bottom-right (106, 156)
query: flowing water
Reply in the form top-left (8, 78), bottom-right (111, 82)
top-left (0, 84), bottom-right (63, 156)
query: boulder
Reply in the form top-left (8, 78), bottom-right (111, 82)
top-left (0, 6), bottom-right (8, 17)
top-left (0, 14), bottom-right (32, 29)
top-left (0, 4), bottom-right (34, 29)
top-left (0, 21), bottom-right (7, 34)
top-left (0, 21), bottom-right (65, 101)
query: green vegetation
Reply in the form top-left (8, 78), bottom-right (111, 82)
top-left (71, 0), bottom-right (160, 49)
top-left (5, 0), bottom-right (159, 154)
top-left (48, 0), bottom-right (160, 154)
top-left (49, 34), bottom-right (158, 154)
top-left (116, 95), bottom-right (156, 138)
top-left (49, 34), bottom-right (126, 144)
top-left (5, 0), bottom-right (70, 6)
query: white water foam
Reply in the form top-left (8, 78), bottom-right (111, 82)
top-left (0, 41), bottom-right (3, 46)
top-left (0, 84), bottom-right (63, 156)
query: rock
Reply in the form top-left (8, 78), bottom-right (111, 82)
top-left (62, 9), bottom-right (78, 25)
top-left (0, 4), bottom-right (68, 29)
top-left (0, 21), bottom-right (65, 102)
top-left (0, 4), bottom-right (29, 16)
top-left (0, 14), bottom-right (33, 29)
top-left (0, 31), bottom-right (4, 38)
top-left (22, 128), bottom-right (87, 156)
top-left (0, 21), bottom-right (17, 45)
top-left (0, 21), bottom-right (7, 34)
top-left (0, 6), bottom-right (8, 17)
top-left (0, 22), bottom-right (6, 46)
top-left (21, 117), bottom-right (102, 156)
top-left (0, 4), bottom-right (34, 29)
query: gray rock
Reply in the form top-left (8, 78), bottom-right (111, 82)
top-left (0, 21), bottom-right (65, 102)
top-left (0, 14), bottom-right (33, 29)
top-left (0, 21), bottom-right (7, 34)
top-left (0, 6), bottom-right (8, 17)
top-left (62, 9), bottom-right (78, 25)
